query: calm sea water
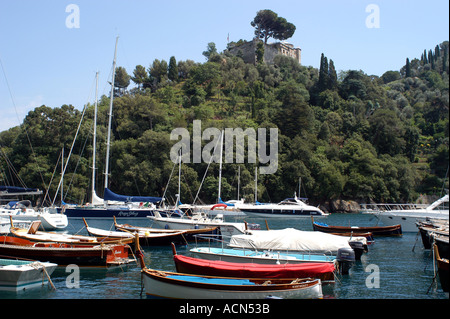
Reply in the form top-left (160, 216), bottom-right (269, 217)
top-left (1, 213), bottom-right (447, 300)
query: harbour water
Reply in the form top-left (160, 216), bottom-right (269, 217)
top-left (0, 213), bottom-right (447, 300)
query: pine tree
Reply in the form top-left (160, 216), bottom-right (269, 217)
top-left (405, 58), bottom-right (411, 78)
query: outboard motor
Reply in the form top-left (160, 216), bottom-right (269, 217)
top-left (336, 247), bottom-right (355, 275)
top-left (348, 240), bottom-right (368, 261)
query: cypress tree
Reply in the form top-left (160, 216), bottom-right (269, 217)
top-left (168, 56), bottom-right (178, 82)
top-left (423, 50), bottom-right (428, 64)
top-left (318, 53), bottom-right (329, 92)
top-left (328, 59), bottom-right (338, 90)
top-left (405, 58), bottom-right (411, 77)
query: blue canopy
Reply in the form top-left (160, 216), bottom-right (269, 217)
top-left (103, 188), bottom-right (162, 203)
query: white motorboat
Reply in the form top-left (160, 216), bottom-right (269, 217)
top-left (0, 201), bottom-right (68, 230)
top-left (365, 195), bottom-right (449, 232)
top-left (236, 194), bottom-right (328, 218)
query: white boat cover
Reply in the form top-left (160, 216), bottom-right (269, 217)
top-left (229, 228), bottom-right (364, 254)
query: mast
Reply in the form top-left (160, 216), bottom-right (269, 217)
top-left (91, 71), bottom-right (99, 201)
top-left (176, 149), bottom-right (181, 208)
top-left (104, 37), bottom-right (118, 190)
top-left (254, 167), bottom-right (257, 202)
top-left (217, 130), bottom-right (224, 202)
top-left (237, 166), bottom-right (240, 200)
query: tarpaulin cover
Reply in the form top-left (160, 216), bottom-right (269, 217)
top-left (103, 188), bottom-right (162, 203)
top-left (229, 228), bottom-right (365, 254)
top-left (174, 254), bottom-right (335, 279)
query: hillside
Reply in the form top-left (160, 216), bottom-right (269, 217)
top-left (0, 41), bottom-right (448, 208)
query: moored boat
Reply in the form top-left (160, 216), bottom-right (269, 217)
top-left (363, 195), bottom-right (449, 232)
top-left (147, 211), bottom-right (259, 238)
top-left (0, 257), bottom-right (57, 291)
top-left (434, 243), bottom-right (449, 293)
top-left (237, 195), bottom-right (328, 218)
top-left (311, 218), bottom-right (402, 236)
top-left (0, 235), bottom-right (135, 267)
top-left (228, 228), bottom-right (368, 260)
top-left (9, 219), bottom-right (133, 246)
top-left (172, 245), bottom-right (335, 283)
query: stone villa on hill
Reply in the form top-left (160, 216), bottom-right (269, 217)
top-left (227, 38), bottom-right (301, 65)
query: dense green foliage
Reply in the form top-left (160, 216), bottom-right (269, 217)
top-left (1, 41), bottom-right (448, 207)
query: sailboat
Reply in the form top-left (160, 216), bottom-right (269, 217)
top-left (61, 38), bottom-right (162, 219)
top-left (177, 131), bottom-right (245, 217)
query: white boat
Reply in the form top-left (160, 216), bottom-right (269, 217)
top-left (140, 268), bottom-right (323, 299)
top-left (147, 211), bottom-right (259, 237)
top-left (364, 195), bottom-right (449, 232)
top-left (0, 258), bottom-right (57, 291)
top-left (237, 195), bottom-right (328, 218)
top-left (228, 228), bottom-right (367, 260)
top-left (0, 201), bottom-right (68, 230)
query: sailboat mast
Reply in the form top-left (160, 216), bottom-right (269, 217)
top-left (217, 130), bottom-right (224, 202)
top-left (104, 37), bottom-right (118, 190)
top-left (254, 167), bottom-right (257, 202)
top-left (91, 71), bottom-right (99, 201)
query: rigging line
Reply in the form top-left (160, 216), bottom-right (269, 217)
top-left (0, 56), bottom-right (48, 192)
top-left (192, 131), bottom-right (223, 205)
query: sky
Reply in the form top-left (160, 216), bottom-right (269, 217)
top-left (0, 0), bottom-right (448, 132)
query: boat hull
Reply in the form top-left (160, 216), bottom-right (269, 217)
top-left (174, 254), bottom-right (335, 282)
top-left (312, 221), bottom-right (402, 236)
top-left (61, 206), bottom-right (155, 219)
top-left (190, 247), bottom-right (336, 265)
top-left (376, 213), bottom-right (448, 232)
top-left (147, 217), bottom-right (246, 237)
top-left (0, 259), bottom-right (57, 291)
top-left (141, 269), bottom-right (323, 299)
top-left (240, 209), bottom-right (326, 218)
top-left (0, 236), bottom-right (134, 267)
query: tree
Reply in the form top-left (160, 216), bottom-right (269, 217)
top-left (202, 42), bottom-right (217, 61)
top-left (405, 58), bottom-right (411, 78)
top-left (328, 59), bottom-right (338, 90)
top-left (114, 66), bottom-right (130, 96)
top-left (168, 56), bottom-right (178, 82)
top-left (251, 10), bottom-right (296, 44)
top-left (131, 65), bottom-right (148, 90)
top-left (318, 53), bottom-right (329, 92)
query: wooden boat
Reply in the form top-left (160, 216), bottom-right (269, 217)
top-left (172, 245), bottom-right (335, 283)
top-left (0, 257), bottom-right (57, 291)
top-left (140, 268), bottom-right (322, 299)
top-left (311, 218), bottom-right (402, 236)
top-left (112, 216), bottom-right (220, 242)
top-left (9, 219), bottom-right (133, 246)
top-left (135, 232), bottom-right (322, 299)
top-left (84, 218), bottom-right (218, 246)
top-left (417, 219), bottom-right (448, 249)
top-left (0, 235), bottom-right (136, 267)
top-left (434, 243), bottom-right (449, 293)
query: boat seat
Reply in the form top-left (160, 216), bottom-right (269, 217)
top-left (27, 221), bottom-right (42, 234)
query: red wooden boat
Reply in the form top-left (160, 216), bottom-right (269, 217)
top-left (172, 244), bottom-right (335, 283)
top-left (0, 235), bottom-right (135, 267)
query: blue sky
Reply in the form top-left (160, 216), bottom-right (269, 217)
top-left (0, 0), bottom-right (448, 132)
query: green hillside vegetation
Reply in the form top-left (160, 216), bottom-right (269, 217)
top-left (1, 41), bottom-right (448, 208)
